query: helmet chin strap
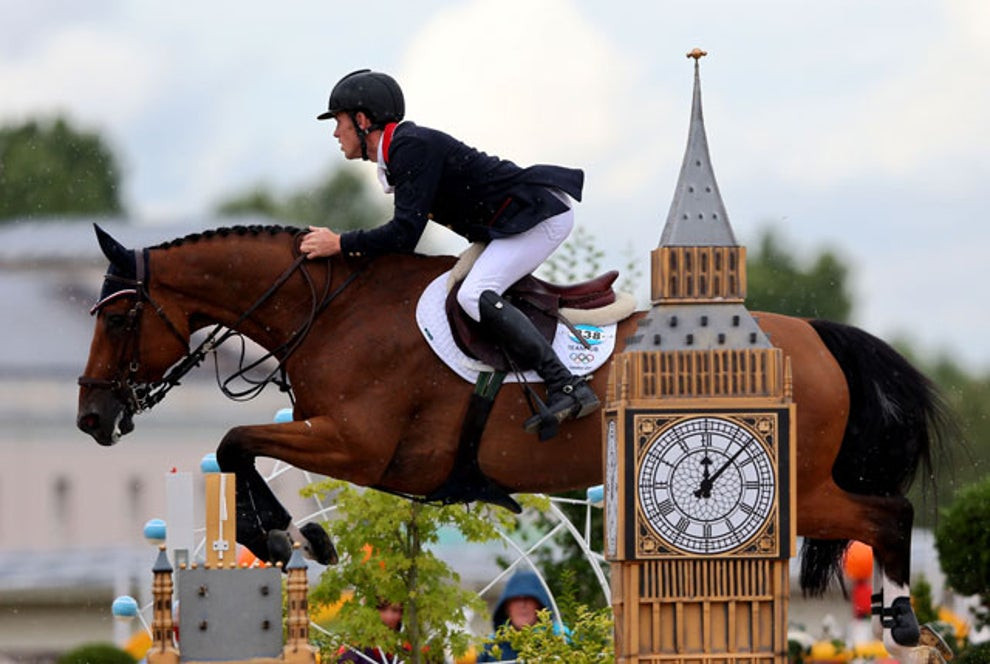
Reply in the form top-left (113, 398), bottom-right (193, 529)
top-left (348, 112), bottom-right (370, 161)
top-left (350, 111), bottom-right (383, 162)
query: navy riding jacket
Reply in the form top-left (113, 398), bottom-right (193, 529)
top-left (339, 122), bottom-right (584, 259)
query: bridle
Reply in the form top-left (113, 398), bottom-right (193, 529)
top-left (78, 233), bottom-right (364, 417)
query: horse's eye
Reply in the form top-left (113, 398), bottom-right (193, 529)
top-left (104, 312), bottom-right (128, 332)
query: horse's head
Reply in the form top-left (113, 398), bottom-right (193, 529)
top-left (77, 225), bottom-right (191, 446)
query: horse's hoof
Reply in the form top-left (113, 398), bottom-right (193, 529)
top-left (300, 522), bottom-right (338, 565)
top-left (889, 596), bottom-right (922, 646)
top-left (266, 529), bottom-right (293, 568)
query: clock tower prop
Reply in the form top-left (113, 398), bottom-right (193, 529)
top-left (604, 50), bottom-right (797, 663)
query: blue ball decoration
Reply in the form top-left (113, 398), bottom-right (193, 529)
top-left (200, 452), bottom-right (220, 473)
top-left (586, 484), bottom-right (604, 505)
top-left (112, 595), bottom-right (139, 619)
top-left (273, 407), bottom-right (293, 423)
top-left (143, 518), bottom-right (167, 544)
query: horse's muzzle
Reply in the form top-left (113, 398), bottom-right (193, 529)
top-left (77, 387), bottom-right (135, 446)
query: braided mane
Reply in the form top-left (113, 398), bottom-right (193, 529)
top-left (151, 224), bottom-right (303, 250)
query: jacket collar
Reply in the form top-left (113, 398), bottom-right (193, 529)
top-left (381, 122), bottom-right (398, 166)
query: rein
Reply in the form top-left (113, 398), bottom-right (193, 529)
top-left (80, 234), bottom-right (364, 414)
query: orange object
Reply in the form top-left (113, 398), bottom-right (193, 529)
top-left (454, 645), bottom-right (478, 663)
top-left (236, 545), bottom-right (260, 567)
top-left (844, 541), bottom-right (873, 582)
top-left (124, 629), bottom-right (152, 659)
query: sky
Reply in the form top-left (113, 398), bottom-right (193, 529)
top-left (3, 0), bottom-right (989, 371)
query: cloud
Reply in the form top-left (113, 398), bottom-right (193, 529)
top-left (0, 22), bottom-right (162, 128)
top-left (395, 0), bottom-right (684, 263)
top-left (767, 0), bottom-right (990, 190)
top-left (398, 0), bottom-right (634, 167)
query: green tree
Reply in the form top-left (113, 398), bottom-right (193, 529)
top-left (912, 576), bottom-right (940, 626)
top-left (744, 228), bottom-right (853, 322)
top-left (486, 603), bottom-right (614, 663)
top-left (934, 476), bottom-right (990, 632)
top-left (303, 480), bottom-right (532, 663)
top-left (57, 643), bottom-right (135, 664)
top-left (0, 116), bottom-right (124, 221)
top-left (956, 642), bottom-right (990, 664)
top-left (216, 167), bottom-right (385, 230)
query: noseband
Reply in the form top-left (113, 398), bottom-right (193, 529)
top-left (78, 235), bottom-right (364, 416)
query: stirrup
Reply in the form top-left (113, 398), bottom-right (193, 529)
top-left (523, 380), bottom-right (600, 440)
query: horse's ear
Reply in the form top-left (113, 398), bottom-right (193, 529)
top-left (93, 224), bottom-right (135, 275)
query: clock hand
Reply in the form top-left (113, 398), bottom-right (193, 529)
top-left (694, 455), bottom-right (716, 498)
top-left (694, 441), bottom-right (751, 498)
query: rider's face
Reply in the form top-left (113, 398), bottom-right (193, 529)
top-left (332, 113), bottom-right (360, 159)
top-left (332, 112), bottom-right (371, 160)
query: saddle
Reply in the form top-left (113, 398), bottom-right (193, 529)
top-left (425, 268), bottom-right (621, 513)
top-left (445, 270), bottom-right (620, 371)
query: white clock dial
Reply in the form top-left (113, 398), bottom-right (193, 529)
top-left (637, 416), bottom-right (775, 555)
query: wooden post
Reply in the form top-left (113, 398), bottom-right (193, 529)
top-left (205, 472), bottom-right (236, 568)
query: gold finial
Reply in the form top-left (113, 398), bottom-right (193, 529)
top-left (687, 48), bottom-right (707, 60)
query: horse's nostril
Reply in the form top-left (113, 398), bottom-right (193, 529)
top-left (78, 413), bottom-right (99, 432)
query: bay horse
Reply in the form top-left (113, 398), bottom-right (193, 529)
top-left (77, 224), bottom-right (952, 660)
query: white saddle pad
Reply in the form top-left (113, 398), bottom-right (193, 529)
top-left (415, 271), bottom-right (618, 384)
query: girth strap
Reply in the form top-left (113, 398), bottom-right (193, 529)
top-left (422, 371), bottom-right (522, 513)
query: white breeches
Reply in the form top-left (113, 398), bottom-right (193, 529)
top-left (457, 204), bottom-right (574, 322)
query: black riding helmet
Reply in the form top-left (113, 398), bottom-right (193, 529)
top-left (318, 69), bottom-right (404, 160)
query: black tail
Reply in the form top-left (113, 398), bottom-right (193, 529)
top-left (798, 319), bottom-right (954, 595)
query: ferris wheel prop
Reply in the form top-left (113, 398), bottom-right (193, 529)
top-left (112, 408), bottom-right (610, 655)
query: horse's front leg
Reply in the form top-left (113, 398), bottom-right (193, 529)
top-left (216, 423), bottom-right (339, 567)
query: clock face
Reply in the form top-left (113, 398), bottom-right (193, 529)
top-left (637, 416), bottom-right (775, 555)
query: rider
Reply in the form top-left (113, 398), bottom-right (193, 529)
top-left (300, 69), bottom-right (599, 437)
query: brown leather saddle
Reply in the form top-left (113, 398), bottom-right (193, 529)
top-left (445, 270), bottom-right (620, 371)
top-left (422, 270), bottom-right (620, 513)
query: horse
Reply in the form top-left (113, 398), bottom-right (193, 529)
top-left (77, 224), bottom-right (953, 661)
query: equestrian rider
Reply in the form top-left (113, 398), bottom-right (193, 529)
top-left (300, 69), bottom-right (599, 436)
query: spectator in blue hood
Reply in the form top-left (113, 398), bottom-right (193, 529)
top-left (478, 569), bottom-right (560, 662)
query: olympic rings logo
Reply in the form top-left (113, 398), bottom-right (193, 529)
top-left (570, 352), bottom-right (597, 364)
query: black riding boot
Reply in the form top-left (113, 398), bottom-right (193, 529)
top-left (478, 290), bottom-right (599, 439)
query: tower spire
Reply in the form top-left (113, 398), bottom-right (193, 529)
top-left (660, 48), bottom-right (736, 247)
top-left (626, 49), bottom-right (770, 352)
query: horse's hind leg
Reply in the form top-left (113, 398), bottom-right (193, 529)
top-left (872, 561), bottom-right (925, 661)
top-left (864, 498), bottom-right (922, 657)
top-left (799, 486), bottom-right (929, 661)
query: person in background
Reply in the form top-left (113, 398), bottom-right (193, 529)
top-left (336, 600), bottom-right (404, 663)
top-left (477, 569), bottom-right (559, 662)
